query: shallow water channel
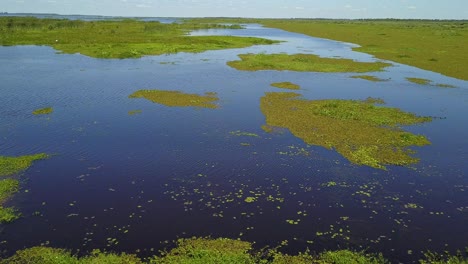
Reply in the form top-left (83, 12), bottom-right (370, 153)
top-left (0, 20), bottom-right (467, 262)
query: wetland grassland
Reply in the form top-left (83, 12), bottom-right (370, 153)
top-left (191, 18), bottom-right (468, 80)
top-left (0, 17), bottom-right (278, 58)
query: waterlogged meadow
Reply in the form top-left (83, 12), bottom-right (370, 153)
top-left (0, 15), bottom-right (467, 263)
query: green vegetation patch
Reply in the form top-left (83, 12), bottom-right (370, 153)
top-left (0, 17), bottom-right (278, 59)
top-left (227, 53), bottom-right (390, 73)
top-left (128, 110), bottom-right (143, 115)
top-left (260, 92), bottom-right (431, 169)
top-left (271, 82), bottom-right (301, 90)
top-left (259, 19), bottom-right (468, 80)
top-left (32, 107), bottom-right (53, 115)
top-left (2, 238), bottom-right (467, 263)
top-left (129, 90), bottom-right (219, 109)
top-left (0, 179), bottom-right (20, 223)
top-left (150, 237), bottom-right (254, 264)
top-left (406, 77), bottom-right (432, 85)
top-left (351, 75), bottom-right (387, 82)
top-left (317, 250), bottom-right (387, 264)
top-left (0, 153), bottom-right (49, 177)
top-left (1, 247), bottom-right (142, 264)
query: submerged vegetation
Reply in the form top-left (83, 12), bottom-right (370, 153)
top-left (271, 82), bottom-right (301, 90)
top-left (0, 154), bottom-right (48, 223)
top-left (227, 53), bottom-right (391, 72)
top-left (129, 90), bottom-right (219, 109)
top-left (0, 17), bottom-right (278, 59)
top-left (260, 93), bottom-right (431, 169)
top-left (32, 106), bottom-right (53, 115)
top-left (2, 237), bottom-right (466, 263)
top-left (350, 75), bottom-right (387, 82)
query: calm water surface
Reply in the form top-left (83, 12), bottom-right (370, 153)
top-left (0, 20), bottom-right (467, 263)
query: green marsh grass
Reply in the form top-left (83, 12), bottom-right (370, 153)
top-left (271, 82), bottom-right (301, 90)
top-left (227, 53), bottom-right (391, 72)
top-left (0, 153), bottom-right (48, 222)
top-left (259, 19), bottom-right (468, 80)
top-left (190, 18), bottom-right (468, 80)
top-left (4, 237), bottom-right (464, 263)
top-left (32, 107), bottom-right (53, 115)
top-left (260, 93), bottom-right (431, 169)
top-left (0, 17), bottom-right (278, 59)
top-left (0, 179), bottom-right (20, 223)
top-left (129, 90), bottom-right (219, 109)
top-left (0, 153), bottom-right (49, 177)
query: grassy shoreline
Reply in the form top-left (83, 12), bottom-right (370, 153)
top-left (0, 17), bottom-right (278, 59)
top-left (190, 18), bottom-right (468, 80)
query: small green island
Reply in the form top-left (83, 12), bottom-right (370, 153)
top-left (227, 53), bottom-right (391, 72)
top-left (129, 90), bottom-right (219, 109)
top-left (32, 107), bottom-right (53, 115)
top-left (271, 82), bottom-right (301, 90)
top-left (260, 93), bottom-right (431, 169)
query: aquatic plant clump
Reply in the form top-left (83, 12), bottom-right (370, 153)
top-left (271, 82), bottom-right (301, 90)
top-left (350, 75), bottom-right (387, 82)
top-left (0, 153), bottom-right (49, 177)
top-left (260, 92), bottom-right (431, 169)
top-left (227, 53), bottom-right (391, 73)
top-left (406, 77), bottom-right (432, 85)
top-left (32, 107), bottom-right (53, 115)
top-left (129, 90), bottom-right (219, 109)
top-left (0, 179), bottom-right (20, 223)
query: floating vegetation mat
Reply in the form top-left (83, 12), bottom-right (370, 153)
top-left (227, 53), bottom-right (391, 73)
top-left (350, 75), bottom-right (387, 82)
top-left (0, 153), bottom-right (48, 223)
top-left (260, 93), bottom-right (431, 169)
top-left (271, 82), bottom-right (301, 90)
top-left (406, 77), bottom-right (432, 85)
top-left (129, 90), bottom-right (219, 109)
top-left (32, 107), bottom-right (53, 115)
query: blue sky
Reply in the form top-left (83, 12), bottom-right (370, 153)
top-left (2, 0), bottom-right (468, 19)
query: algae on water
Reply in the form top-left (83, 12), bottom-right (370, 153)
top-left (260, 92), bottom-right (431, 169)
top-left (129, 90), bottom-right (219, 109)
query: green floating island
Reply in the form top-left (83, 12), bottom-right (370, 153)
top-left (0, 153), bottom-right (48, 223)
top-left (0, 17), bottom-right (278, 59)
top-left (351, 75), bottom-right (388, 82)
top-left (32, 107), bottom-right (53, 115)
top-left (271, 81), bottom-right (301, 90)
top-left (129, 90), bottom-right (219, 109)
top-left (227, 53), bottom-right (391, 72)
top-left (260, 92), bottom-right (431, 169)
top-left (406, 77), bottom-right (432, 85)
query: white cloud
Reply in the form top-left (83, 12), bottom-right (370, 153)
top-left (407, 6), bottom-right (417, 9)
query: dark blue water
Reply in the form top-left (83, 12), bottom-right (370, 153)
top-left (0, 19), bottom-right (467, 263)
